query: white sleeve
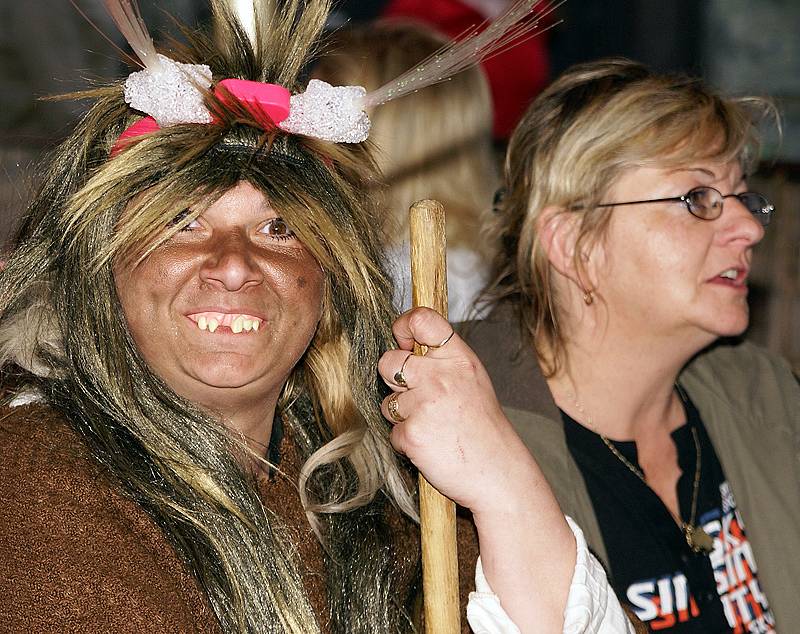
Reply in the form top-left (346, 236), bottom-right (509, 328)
top-left (466, 516), bottom-right (636, 634)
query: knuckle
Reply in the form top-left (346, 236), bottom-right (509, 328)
top-left (454, 356), bottom-right (481, 378)
top-left (377, 356), bottom-right (391, 376)
top-left (401, 420), bottom-right (427, 452)
top-left (408, 307), bottom-right (439, 333)
top-left (389, 426), bottom-right (405, 454)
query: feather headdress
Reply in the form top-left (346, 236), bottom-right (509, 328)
top-left (102, 0), bottom-right (560, 148)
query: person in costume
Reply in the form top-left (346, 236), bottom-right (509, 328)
top-left (466, 58), bottom-right (797, 632)
top-left (0, 1), bottom-right (635, 632)
top-left (313, 20), bottom-right (497, 321)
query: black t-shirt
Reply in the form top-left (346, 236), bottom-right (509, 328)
top-left (562, 390), bottom-right (776, 633)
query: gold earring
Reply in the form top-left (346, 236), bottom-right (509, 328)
top-left (583, 290), bottom-right (594, 305)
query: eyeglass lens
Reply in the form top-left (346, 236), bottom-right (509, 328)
top-left (738, 192), bottom-right (772, 226)
top-left (686, 187), bottom-right (772, 226)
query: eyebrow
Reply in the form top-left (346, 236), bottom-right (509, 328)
top-left (669, 167), bottom-right (717, 178)
top-left (669, 167), bottom-right (747, 186)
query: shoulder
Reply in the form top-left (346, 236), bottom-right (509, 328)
top-left (459, 303), bottom-right (560, 421)
top-left (688, 338), bottom-right (795, 377)
top-left (0, 403), bottom-right (94, 501)
top-left (682, 339), bottom-right (799, 427)
top-left (684, 339), bottom-right (798, 401)
top-left (0, 404), bottom-right (217, 632)
top-left (0, 404), bottom-right (123, 526)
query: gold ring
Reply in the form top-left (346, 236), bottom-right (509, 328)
top-left (393, 353), bottom-right (413, 387)
top-left (428, 328), bottom-right (455, 349)
top-left (387, 392), bottom-right (406, 423)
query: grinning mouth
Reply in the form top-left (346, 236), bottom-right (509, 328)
top-left (186, 311), bottom-right (262, 333)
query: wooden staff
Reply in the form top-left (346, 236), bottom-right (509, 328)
top-left (409, 199), bottom-right (460, 633)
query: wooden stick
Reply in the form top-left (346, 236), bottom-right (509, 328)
top-left (409, 199), bottom-right (460, 633)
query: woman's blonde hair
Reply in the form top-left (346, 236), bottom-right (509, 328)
top-left (0, 1), bottom-right (417, 632)
top-left (486, 58), bottom-right (776, 375)
top-left (314, 20), bottom-right (498, 252)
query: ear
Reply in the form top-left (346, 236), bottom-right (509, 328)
top-left (536, 206), bottom-right (583, 284)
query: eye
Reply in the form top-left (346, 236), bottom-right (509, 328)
top-left (684, 187), bottom-right (722, 220)
top-left (166, 209), bottom-right (202, 232)
top-left (260, 217), bottom-right (296, 240)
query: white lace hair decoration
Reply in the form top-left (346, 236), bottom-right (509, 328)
top-left (104, 0), bottom-right (561, 144)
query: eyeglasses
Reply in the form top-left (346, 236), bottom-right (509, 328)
top-left (595, 186), bottom-right (774, 226)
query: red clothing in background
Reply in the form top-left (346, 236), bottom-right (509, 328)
top-left (383, 0), bottom-right (551, 139)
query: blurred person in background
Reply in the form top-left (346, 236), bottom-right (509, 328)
top-left (314, 21), bottom-right (497, 320)
top-left (380, 0), bottom-right (551, 141)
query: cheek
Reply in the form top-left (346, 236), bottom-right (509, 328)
top-left (261, 252), bottom-right (325, 338)
top-left (113, 267), bottom-right (163, 362)
top-left (295, 267), bottom-right (325, 322)
top-left (115, 267), bottom-right (147, 326)
top-left (274, 249), bottom-right (325, 313)
top-left (607, 219), bottom-right (699, 283)
top-left (113, 253), bottom-right (189, 346)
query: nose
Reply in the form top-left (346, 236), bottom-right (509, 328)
top-left (720, 195), bottom-right (765, 247)
top-left (199, 231), bottom-right (264, 291)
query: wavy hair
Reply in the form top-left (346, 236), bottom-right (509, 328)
top-left (0, 1), bottom-right (417, 632)
top-left (484, 58), bottom-right (778, 375)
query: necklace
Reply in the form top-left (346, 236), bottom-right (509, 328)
top-left (602, 424), bottom-right (714, 554)
top-left (567, 383), bottom-right (714, 555)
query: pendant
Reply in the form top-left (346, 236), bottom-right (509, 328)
top-left (684, 523), bottom-right (714, 554)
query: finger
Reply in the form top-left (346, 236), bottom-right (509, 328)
top-left (392, 307), bottom-right (458, 355)
top-left (386, 390), bottom-right (429, 459)
top-left (381, 391), bottom-right (410, 426)
top-left (389, 423), bottom-right (409, 457)
top-left (378, 350), bottom-right (414, 390)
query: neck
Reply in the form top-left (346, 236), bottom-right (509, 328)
top-left (546, 321), bottom-right (707, 440)
top-left (199, 391), bottom-right (279, 457)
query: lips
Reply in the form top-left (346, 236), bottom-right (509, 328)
top-left (186, 311), bottom-right (263, 333)
top-left (709, 266), bottom-right (748, 287)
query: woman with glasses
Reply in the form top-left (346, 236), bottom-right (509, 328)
top-left (465, 58), bottom-right (798, 632)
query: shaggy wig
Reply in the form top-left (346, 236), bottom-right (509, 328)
top-left (0, 1), bottom-right (418, 632)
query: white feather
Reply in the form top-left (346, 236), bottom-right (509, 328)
top-left (362, 0), bottom-right (563, 109)
top-left (102, 0), bottom-right (161, 71)
top-left (227, 0), bottom-right (258, 48)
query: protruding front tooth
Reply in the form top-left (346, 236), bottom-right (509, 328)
top-left (720, 268), bottom-right (737, 279)
top-left (198, 315), bottom-right (208, 331)
top-left (252, 320), bottom-right (260, 332)
top-left (243, 319), bottom-right (253, 332)
top-left (231, 315), bottom-right (244, 334)
top-left (208, 318), bottom-right (219, 333)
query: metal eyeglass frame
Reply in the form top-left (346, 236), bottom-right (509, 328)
top-left (594, 186), bottom-right (774, 226)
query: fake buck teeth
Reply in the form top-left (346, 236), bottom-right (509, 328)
top-left (719, 268), bottom-right (738, 280)
top-left (190, 312), bottom-right (262, 333)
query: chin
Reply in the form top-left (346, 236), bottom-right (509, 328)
top-left (708, 311), bottom-right (750, 339)
top-left (188, 359), bottom-right (264, 390)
